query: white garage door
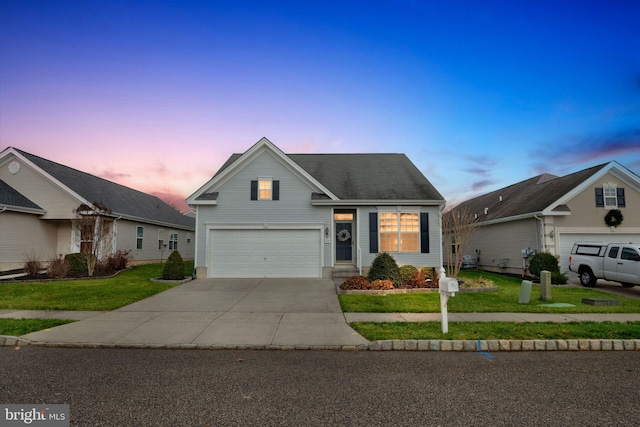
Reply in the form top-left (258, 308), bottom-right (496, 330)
top-left (558, 232), bottom-right (640, 273)
top-left (209, 229), bottom-right (321, 278)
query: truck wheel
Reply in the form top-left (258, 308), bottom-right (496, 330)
top-left (579, 268), bottom-right (597, 287)
top-left (621, 283), bottom-right (636, 288)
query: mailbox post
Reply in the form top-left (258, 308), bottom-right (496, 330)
top-left (439, 276), bottom-right (459, 334)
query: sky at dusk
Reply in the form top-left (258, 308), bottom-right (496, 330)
top-left (1, 0), bottom-right (639, 212)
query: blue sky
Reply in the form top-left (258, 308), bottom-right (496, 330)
top-left (1, 0), bottom-right (639, 211)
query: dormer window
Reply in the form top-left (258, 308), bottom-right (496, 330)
top-left (251, 179), bottom-right (280, 201)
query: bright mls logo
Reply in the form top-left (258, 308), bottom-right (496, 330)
top-left (1, 405), bottom-right (69, 426)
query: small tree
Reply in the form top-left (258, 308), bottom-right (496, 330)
top-left (162, 250), bottom-right (185, 280)
top-left (73, 202), bottom-right (113, 276)
top-left (442, 206), bottom-right (482, 278)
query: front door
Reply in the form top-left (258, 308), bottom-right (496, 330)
top-left (335, 222), bottom-right (353, 262)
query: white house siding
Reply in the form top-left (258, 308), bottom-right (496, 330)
top-left (468, 217), bottom-right (539, 276)
top-left (0, 211), bottom-right (57, 271)
top-left (195, 151), bottom-right (332, 275)
top-left (358, 206), bottom-right (442, 271)
top-left (0, 156), bottom-right (80, 220)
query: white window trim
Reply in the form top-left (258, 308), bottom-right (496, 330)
top-left (603, 183), bottom-right (618, 208)
top-left (258, 177), bottom-right (273, 200)
top-left (136, 226), bottom-right (144, 250)
top-left (378, 210), bottom-right (420, 253)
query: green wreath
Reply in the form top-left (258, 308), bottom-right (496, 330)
top-left (604, 209), bottom-right (623, 228)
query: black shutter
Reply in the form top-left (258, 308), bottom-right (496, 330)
top-left (420, 212), bottom-right (430, 253)
top-left (273, 180), bottom-right (280, 200)
top-left (369, 212), bottom-right (378, 253)
top-left (617, 188), bottom-right (626, 207)
top-left (250, 180), bottom-right (258, 200)
top-left (595, 188), bottom-right (604, 207)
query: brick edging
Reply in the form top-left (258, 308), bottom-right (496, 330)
top-left (2, 336), bottom-right (639, 351)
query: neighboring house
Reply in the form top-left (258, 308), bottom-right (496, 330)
top-left (447, 161), bottom-right (640, 276)
top-left (186, 137), bottom-right (445, 278)
top-left (0, 147), bottom-right (195, 272)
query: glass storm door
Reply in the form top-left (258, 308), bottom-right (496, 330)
top-left (335, 222), bottom-right (353, 261)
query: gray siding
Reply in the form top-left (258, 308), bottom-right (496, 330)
top-left (117, 220), bottom-right (195, 262)
top-left (467, 217), bottom-right (539, 274)
top-left (196, 152), bottom-right (332, 267)
top-left (358, 206), bottom-right (442, 269)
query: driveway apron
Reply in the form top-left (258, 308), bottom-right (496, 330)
top-left (21, 278), bottom-right (369, 347)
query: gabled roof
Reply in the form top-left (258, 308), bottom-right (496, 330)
top-left (189, 137), bottom-right (444, 204)
top-left (0, 179), bottom-right (45, 214)
top-left (3, 147), bottom-right (194, 229)
top-left (454, 161), bottom-right (639, 222)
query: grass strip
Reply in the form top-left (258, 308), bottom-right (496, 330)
top-left (351, 321), bottom-right (640, 341)
top-left (0, 319), bottom-right (74, 336)
top-left (339, 270), bottom-right (640, 313)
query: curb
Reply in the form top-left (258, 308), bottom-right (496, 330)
top-left (2, 335), bottom-right (639, 351)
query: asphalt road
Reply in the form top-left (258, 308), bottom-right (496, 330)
top-left (1, 347), bottom-right (639, 426)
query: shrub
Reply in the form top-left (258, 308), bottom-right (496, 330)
top-left (529, 252), bottom-right (560, 277)
top-left (367, 252), bottom-right (402, 287)
top-left (65, 253), bottom-right (94, 272)
top-left (340, 275), bottom-right (370, 290)
top-left (23, 250), bottom-right (43, 277)
top-left (421, 267), bottom-right (438, 282)
top-left (106, 249), bottom-right (133, 271)
top-left (552, 271), bottom-right (568, 285)
top-left (401, 269), bottom-right (438, 288)
top-left (47, 254), bottom-right (69, 279)
top-left (369, 280), bottom-right (395, 290)
top-left (162, 250), bottom-right (185, 280)
top-left (399, 265), bottom-right (418, 283)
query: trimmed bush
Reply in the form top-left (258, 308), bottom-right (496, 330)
top-left (367, 252), bottom-right (402, 287)
top-left (551, 271), bottom-right (568, 285)
top-left (399, 265), bottom-right (418, 283)
top-left (65, 253), bottom-right (94, 272)
top-left (402, 269), bottom-right (438, 289)
top-left (529, 252), bottom-right (560, 277)
top-left (369, 280), bottom-right (395, 290)
top-left (162, 250), bottom-right (185, 280)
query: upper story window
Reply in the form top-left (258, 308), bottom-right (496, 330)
top-left (251, 179), bottom-right (280, 201)
top-left (136, 226), bottom-right (144, 250)
top-left (595, 184), bottom-right (625, 208)
top-left (259, 179), bottom-right (272, 200)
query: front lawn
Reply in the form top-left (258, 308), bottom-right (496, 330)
top-left (339, 270), bottom-right (640, 313)
top-left (0, 262), bottom-right (193, 311)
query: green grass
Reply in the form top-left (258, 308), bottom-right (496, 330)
top-left (0, 319), bottom-right (75, 336)
top-left (352, 321), bottom-right (640, 341)
top-left (0, 262), bottom-right (193, 311)
top-left (339, 270), bottom-right (640, 313)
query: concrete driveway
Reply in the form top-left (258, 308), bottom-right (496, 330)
top-left (22, 278), bottom-right (369, 348)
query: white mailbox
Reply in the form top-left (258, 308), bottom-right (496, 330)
top-left (439, 277), bottom-right (459, 293)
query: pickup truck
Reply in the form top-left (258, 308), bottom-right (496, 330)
top-left (569, 242), bottom-right (640, 288)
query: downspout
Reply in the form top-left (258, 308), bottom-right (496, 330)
top-left (439, 202), bottom-right (446, 278)
top-left (113, 216), bottom-right (122, 253)
top-left (534, 214), bottom-right (545, 253)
